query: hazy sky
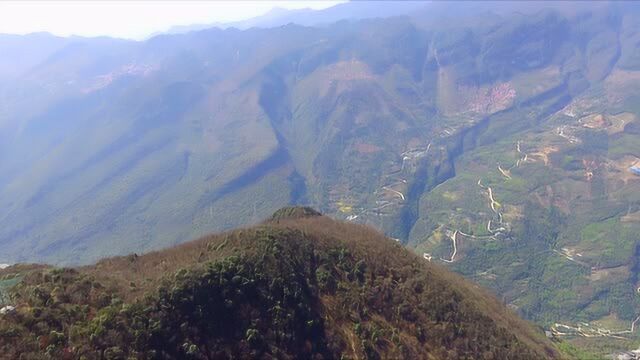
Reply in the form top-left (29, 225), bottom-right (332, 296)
top-left (0, 1), bottom-right (345, 40)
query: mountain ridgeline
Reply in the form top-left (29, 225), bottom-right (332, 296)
top-left (0, 208), bottom-right (560, 359)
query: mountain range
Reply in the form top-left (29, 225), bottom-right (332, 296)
top-left (158, 1), bottom-right (427, 36)
top-left (1, 1), bottom-right (640, 356)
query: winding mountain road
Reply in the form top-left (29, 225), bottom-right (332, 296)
top-left (498, 165), bottom-right (512, 179)
top-left (487, 187), bottom-right (499, 213)
top-left (382, 186), bottom-right (405, 201)
top-left (440, 230), bottom-right (458, 263)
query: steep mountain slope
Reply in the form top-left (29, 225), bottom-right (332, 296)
top-left (1, 3), bottom-right (629, 264)
top-left (0, 208), bottom-right (559, 359)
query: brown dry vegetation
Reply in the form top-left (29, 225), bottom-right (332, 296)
top-left (0, 208), bottom-right (560, 359)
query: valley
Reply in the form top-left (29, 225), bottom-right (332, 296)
top-left (1, 1), bottom-right (640, 357)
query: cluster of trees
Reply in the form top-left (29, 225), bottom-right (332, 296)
top-left (0, 213), bottom-right (556, 359)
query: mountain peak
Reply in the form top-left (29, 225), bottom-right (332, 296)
top-left (270, 206), bottom-right (323, 221)
top-left (0, 215), bottom-right (559, 358)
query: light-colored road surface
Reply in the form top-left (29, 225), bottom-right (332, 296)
top-left (372, 202), bottom-right (394, 213)
top-left (401, 156), bottom-right (410, 171)
top-left (498, 165), bottom-right (512, 179)
top-left (382, 186), bottom-right (405, 201)
top-left (516, 140), bottom-right (529, 167)
top-left (354, 142), bottom-right (432, 224)
top-left (487, 187), bottom-right (499, 213)
top-left (477, 178), bottom-right (509, 234)
top-left (557, 125), bottom-right (580, 144)
top-left (552, 315), bottom-right (640, 339)
top-left (458, 230), bottom-right (495, 240)
top-left (487, 220), bottom-right (506, 234)
top-left (440, 230), bottom-right (458, 263)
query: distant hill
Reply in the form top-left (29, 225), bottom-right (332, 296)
top-left (0, 208), bottom-right (560, 359)
top-left (159, 1), bottom-right (428, 35)
top-left (0, 33), bottom-right (70, 81)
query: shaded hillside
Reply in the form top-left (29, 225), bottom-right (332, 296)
top-left (0, 209), bottom-right (559, 359)
top-left (2, 2), bottom-right (640, 266)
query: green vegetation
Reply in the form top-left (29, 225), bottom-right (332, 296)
top-left (410, 82), bottom-right (640, 356)
top-left (1, 1), bottom-right (640, 356)
top-left (555, 341), bottom-right (601, 360)
top-left (0, 209), bottom-right (559, 359)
